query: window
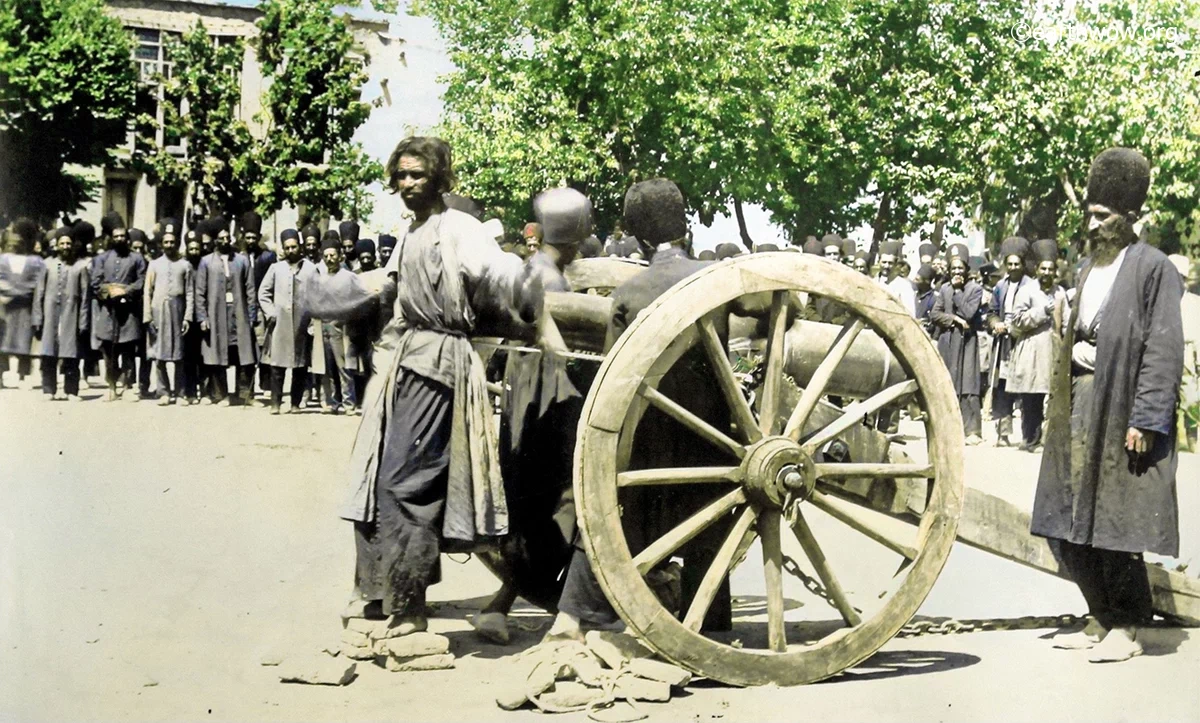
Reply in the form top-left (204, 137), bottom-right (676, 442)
top-left (128, 26), bottom-right (184, 156)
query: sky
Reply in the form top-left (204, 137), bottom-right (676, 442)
top-left (214, 0), bottom-right (986, 259)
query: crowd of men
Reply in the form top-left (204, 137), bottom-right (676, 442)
top-left (0, 211), bottom-right (404, 414)
top-left (0, 139), bottom-right (1185, 667)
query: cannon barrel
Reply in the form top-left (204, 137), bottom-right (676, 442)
top-left (546, 292), bottom-right (907, 396)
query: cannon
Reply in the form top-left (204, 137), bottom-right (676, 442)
top-left (480, 252), bottom-right (1200, 687)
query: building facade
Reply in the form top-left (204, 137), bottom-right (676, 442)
top-left (80, 0), bottom-right (388, 240)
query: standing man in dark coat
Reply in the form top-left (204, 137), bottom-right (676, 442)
top-left (929, 244), bottom-right (984, 444)
top-left (1033, 148), bottom-right (1184, 663)
top-left (239, 211), bottom-right (274, 395)
top-left (181, 234), bottom-right (206, 404)
top-left (90, 212), bottom-right (146, 401)
top-left (195, 216), bottom-right (258, 406)
top-left (548, 179), bottom-right (734, 642)
top-left (33, 226), bottom-right (90, 400)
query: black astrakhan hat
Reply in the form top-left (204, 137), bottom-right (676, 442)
top-left (1032, 239), bottom-right (1059, 263)
top-left (71, 221), bottom-right (96, 247)
top-left (354, 238), bottom-right (376, 257)
top-left (239, 211), bottom-right (263, 236)
top-left (338, 221), bottom-right (360, 243)
top-left (1086, 147), bottom-right (1151, 216)
top-left (301, 224), bottom-right (321, 242)
top-left (101, 211), bottom-right (125, 236)
top-left (998, 236), bottom-right (1030, 260)
top-left (280, 228), bottom-right (300, 242)
top-left (623, 179), bottom-right (687, 246)
top-left (821, 233), bottom-right (843, 253)
top-left (321, 230), bottom-right (341, 251)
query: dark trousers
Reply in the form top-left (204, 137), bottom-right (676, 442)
top-left (181, 328), bottom-right (203, 400)
top-left (1058, 540), bottom-right (1153, 629)
top-left (1021, 392), bottom-right (1045, 445)
top-left (40, 356), bottom-right (80, 395)
top-left (992, 377), bottom-right (1015, 437)
top-left (354, 370), bottom-right (454, 617)
top-left (83, 352), bottom-right (100, 378)
top-left (269, 365), bottom-right (307, 408)
top-left (101, 341), bottom-right (136, 389)
top-left (959, 393), bottom-right (982, 436)
top-left (559, 548), bottom-right (621, 626)
top-left (136, 338), bottom-right (151, 396)
top-left (206, 345), bottom-right (254, 403)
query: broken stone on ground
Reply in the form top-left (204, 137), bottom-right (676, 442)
top-left (278, 656), bottom-right (357, 686)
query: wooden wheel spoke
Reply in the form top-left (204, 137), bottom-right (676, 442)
top-left (697, 315), bottom-right (762, 445)
top-left (808, 490), bottom-right (918, 560)
top-left (800, 379), bottom-right (919, 453)
top-left (759, 509), bottom-right (787, 651)
top-left (638, 383), bottom-right (746, 459)
top-left (617, 466), bottom-right (742, 487)
top-left (790, 510), bottom-right (862, 627)
top-left (633, 488), bottom-right (747, 575)
top-left (814, 462), bottom-right (934, 479)
top-left (783, 318), bottom-right (866, 440)
top-left (682, 505), bottom-right (759, 632)
top-left (758, 291), bottom-right (791, 436)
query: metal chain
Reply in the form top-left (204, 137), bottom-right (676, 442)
top-left (895, 613), bottom-right (1089, 637)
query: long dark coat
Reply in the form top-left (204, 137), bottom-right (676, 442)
top-left (32, 257), bottom-right (90, 359)
top-left (1032, 242), bottom-right (1184, 556)
top-left (90, 249), bottom-right (146, 344)
top-left (195, 251), bottom-right (258, 366)
top-left (929, 280), bottom-right (984, 396)
top-left (0, 254), bottom-right (46, 355)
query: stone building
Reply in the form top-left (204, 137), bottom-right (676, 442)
top-left (79, 0), bottom-right (390, 239)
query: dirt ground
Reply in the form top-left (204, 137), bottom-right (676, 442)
top-left (2, 377), bottom-right (1197, 723)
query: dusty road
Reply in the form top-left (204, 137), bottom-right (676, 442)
top-left (2, 380), bottom-right (1197, 722)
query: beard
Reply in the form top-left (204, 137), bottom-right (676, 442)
top-left (1089, 218), bottom-right (1134, 266)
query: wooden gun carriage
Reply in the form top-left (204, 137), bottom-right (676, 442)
top-left (477, 253), bottom-right (1199, 687)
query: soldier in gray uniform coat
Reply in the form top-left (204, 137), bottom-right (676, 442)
top-left (258, 228), bottom-right (317, 413)
top-left (195, 216), bottom-right (258, 406)
top-left (32, 226), bottom-right (90, 399)
top-left (144, 218), bottom-right (194, 404)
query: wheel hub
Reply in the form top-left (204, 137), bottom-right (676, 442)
top-left (740, 436), bottom-right (816, 508)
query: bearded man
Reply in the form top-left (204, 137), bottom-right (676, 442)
top-left (341, 136), bottom-right (546, 634)
top-left (1033, 148), bottom-right (1184, 663)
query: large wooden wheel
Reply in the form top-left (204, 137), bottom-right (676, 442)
top-left (573, 252), bottom-right (964, 686)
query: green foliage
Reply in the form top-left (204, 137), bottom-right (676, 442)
top-left (424, 0), bottom-right (1200, 250)
top-left (252, 0), bottom-right (382, 222)
top-left (0, 0), bottom-right (138, 223)
top-left (134, 20), bottom-right (256, 220)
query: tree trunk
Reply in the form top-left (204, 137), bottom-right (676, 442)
top-left (734, 197), bottom-right (754, 251)
top-left (867, 192), bottom-right (892, 265)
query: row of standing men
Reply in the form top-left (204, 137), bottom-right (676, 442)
top-left (0, 212), bottom-right (398, 415)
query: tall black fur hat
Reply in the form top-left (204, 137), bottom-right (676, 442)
top-left (1032, 239), bottom-right (1059, 263)
top-left (301, 224), bottom-right (321, 242)
top-left (821, 233), bottom-right (843, 253)
top-left (100, 211), bottom-right (125, 236)
top-left (239, 211), bottom-right (263, 236)
top-left (338, 220), bottom-right (360, 243)
top-left (321, 230), bottom-right (341, 251)
top-left (71, 221), bottom-right (96, 248)
top-left (623, 179), bottom-right (687, 246)
top-left (1086, 147), bottom-right (1150, 216)
top-left (998, 236), bottom-right (1030, 260)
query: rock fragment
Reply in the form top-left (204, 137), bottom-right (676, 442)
top-left (384, 653), bottom-right (456, 672)
top-left (278, 656), bottom-right (358, 686)
top-left (374, 632), bottom-right (450, 658)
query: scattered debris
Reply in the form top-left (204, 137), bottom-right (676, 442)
top-left (384, 652), bottom-right (455, 672)
top-left (373, 632), bottom-right (450, 658)
top-left (497, 636), bottom-right (693, 715)
top-left (259, 655), bottom-right (284, 667)
top-left (278, 656), bottom-right (357, 686)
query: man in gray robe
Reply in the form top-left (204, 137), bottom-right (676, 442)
top-left (343, 136), bottom-right (544, 633)
top-left (144, 219), bottom-right (194, 405)
top-left (987, 236), bottom-right (1039, 447)
top-left (32, 226), bottom-right (89, 400)
top-left (1, 219), bottom-right (46, 388)
top-left (258, 229), bottom-right (315, 414)
top-left (1033, 148), bottom-right (1184, 663)
top-left (90, 212), bottom-right (146, 401)
top-left (195, 217), bottom-right (258, 406)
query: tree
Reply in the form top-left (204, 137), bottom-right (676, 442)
top-left (251, 0), bottom-right (382, 223)
top-left (134, 20), bottom-right (257, 222)
top-left (0, 0), bottom-right (139, 223)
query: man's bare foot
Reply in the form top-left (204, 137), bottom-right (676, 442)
top-left (469, 612), bottom-right (511, 644)
top-left (341, 598), bottom-right (386, 621)
top-left (374, 615), bottom-right (428, 640)
top-left (1088, 626), bottom-right (1143, 663)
